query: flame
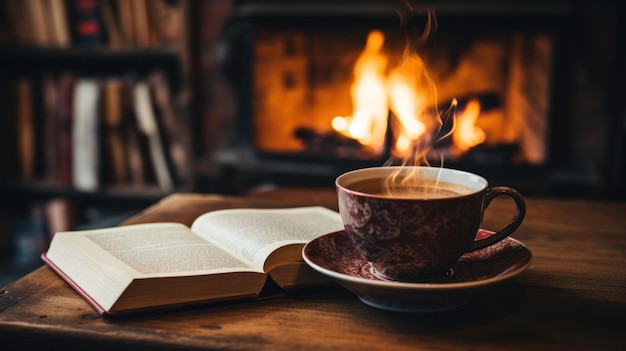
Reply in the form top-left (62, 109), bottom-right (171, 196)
top-left (333, 29), bottom-right (486, 166)
top-left (387, 53), bottom-right (440, 162)
top-left (332, 30), bottom-right (389, 154)
top-left (332, 30), bottom-right (440, 162)
top-left (452, 99), bottom-right (486, 154)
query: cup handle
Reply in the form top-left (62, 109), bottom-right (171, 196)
top-left (467, 186), bottom-right (526, 252)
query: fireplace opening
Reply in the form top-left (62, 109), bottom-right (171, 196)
top-left (206, 1), bottom-right (623, 199)
top-left (251, 23), bottom-right (552, 166)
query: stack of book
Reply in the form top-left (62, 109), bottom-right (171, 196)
top-left (1, 0), bottom-right (187, 49)
top-left (5, 71), bottom-right (190, 193)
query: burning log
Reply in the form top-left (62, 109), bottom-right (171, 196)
top-left (294, 127), bottom-right (384, 160)
top-left (434, 141), bottom-right (520, 165)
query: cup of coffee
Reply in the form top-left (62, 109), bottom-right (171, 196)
top-left (336, 166), bottom-right (526, 282)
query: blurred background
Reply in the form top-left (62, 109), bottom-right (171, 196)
top-left (1, 0), bottom-right (624, 287)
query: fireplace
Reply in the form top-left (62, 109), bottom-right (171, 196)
top-left (203, 0), bottom-right (624, 199)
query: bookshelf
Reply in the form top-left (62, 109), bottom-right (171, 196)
top-left (0, 0), bottom-right (193, 252)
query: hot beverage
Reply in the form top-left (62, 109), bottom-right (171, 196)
top-left (345, 178), bottom-right (475, 199)
top-left (336, 166), bottom-right (526, 282)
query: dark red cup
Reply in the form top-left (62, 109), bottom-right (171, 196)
top-left (336, 166), bottom-right (526, 282)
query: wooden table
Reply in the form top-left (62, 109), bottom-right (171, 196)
top-left (1, 190), bottom-right (625, 350)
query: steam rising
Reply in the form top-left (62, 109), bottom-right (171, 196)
top-left (332, 2), bottom-right (460, 193)
top-left (383, 2), bottom-right (457, 192)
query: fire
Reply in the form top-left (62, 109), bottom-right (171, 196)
top-left (387, 53), bottom-right (438, 158)
top-left (332, 30), bottom-right (485, 161)
top-left (451, 99), bottom-right (486, 156)
top-left (332, 30), bottom-right (389, 154)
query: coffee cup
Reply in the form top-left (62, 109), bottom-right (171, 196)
top-left (336, 166), bottom-right (526, 282)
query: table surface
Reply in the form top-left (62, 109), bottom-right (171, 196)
top-left (1, 189), bottom-right (625, 351)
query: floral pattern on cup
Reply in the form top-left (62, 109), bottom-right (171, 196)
top-left (336, 166), bottom-right (526, 282)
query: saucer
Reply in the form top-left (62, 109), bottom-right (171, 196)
top-left (302, 229), bottom-right (532, 313)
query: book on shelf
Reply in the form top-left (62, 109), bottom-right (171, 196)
top-left (100, 78), bottom-right (128, 184)
top-left (3, 0), bottom-right (70, 47)
top-left (67, 0), bottom-right (107, 47)
top-left (3, 68), bottom-right (185, 191)
top-left (4, 0), bottom-right (49, 46)
top-left (111, 0), bottom-right (187, 49)
top-left (42, 74), bottom-right (60, 183)
top-left (123, 96), bottom-right (149, 187)
top-left (145, 0), bottom-right (187, 48)
top-left (131, 80), bottom-right (174, 191)
top-left (147, 71), bottom-right (190, 187)
top-left (43, 0), bottom-right (72, 47)
top-left (15, 78), bottom-right (36, 180)
top-left (34, 73), bottom-right (88, 186)
top-left (114, 0), bottom-right (135, 47)
top-left (72, 78), bottom-right (101, 192)
top-left (99, 0), bottom-right (122, 48)
top-left (56, 74), bottom-right (75, 186)
top-left (2, 0), bottom-right (186, 49)
top-left (13, 75), bottom-right (49, 182)
top-left (116, 77), bottom-right (172, 190)
top-left (129, 0), bottom-right (151, 47)
top-left (42, 206), bottom-right (345, 316)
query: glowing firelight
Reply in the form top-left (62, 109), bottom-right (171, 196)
top-left (332, 30), bottom-right (389, 153)
top-left (452, 99), bottom-right (486, 154)
top-left (332, 29), bottom-right (484, 161)
top-left (332, 30), bottom-right (439, 158)
top-left (387, 54), bottom-right (436, 156)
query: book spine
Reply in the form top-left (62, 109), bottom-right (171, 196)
top-left (44, 0), bottom-right (72, 47)
top-left (131, 81), bottom-right (174, 191)
top-left (42, 74), bottom-right (60, 183)
top-left (57, 74), bottom-right (75, 186)
top-left (147, 72), bottom-right (190, 188)
top-left (129, 0), bottom-right (151, 48)
top-left (115, 0), bottom-right (135, 47)
top-left (67, 0), bottom-right (107, 47)
top-left (16, 79), bottom-right (35, 180)
top-left (118, 80), bottom-right (146, 187)
top-left (4, 0), bottom-right (51, 46)
top-left (101, 78), bottom-right (128, 185)
top-left (145, 0), bottom-right (186, 47)
top-left (72, 78), bottom-right (101, 192)
top-left (99, 0), bottom-right (122, 49)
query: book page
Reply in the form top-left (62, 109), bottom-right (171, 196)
top-left (190, 207), bottom-right (344, 269)
top-left (79, 222), bottom-right (257, 277)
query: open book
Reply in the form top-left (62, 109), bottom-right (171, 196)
top-left (42, 206), bottom-right (344, 316)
